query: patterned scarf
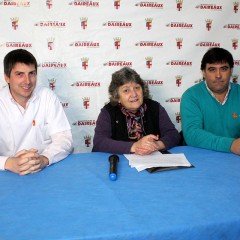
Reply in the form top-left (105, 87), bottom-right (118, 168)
top-left (120, 103), bottom-right (147, 141)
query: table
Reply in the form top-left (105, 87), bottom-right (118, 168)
top-left (1, 146), bottom-right (240, 240)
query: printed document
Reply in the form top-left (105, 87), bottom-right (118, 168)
top-left (124, 151), bottom-right (191, 172)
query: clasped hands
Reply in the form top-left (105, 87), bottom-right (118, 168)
top-left (5, 149), bottom-right (49, 175)
top-left (130, 134), bottom-right (166, 155)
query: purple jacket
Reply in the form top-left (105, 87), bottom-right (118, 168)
top-left (93, 102), bottom-right (181, 154)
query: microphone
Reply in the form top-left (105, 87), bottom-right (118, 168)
top-left (108, 154), bottom-right (119, 181)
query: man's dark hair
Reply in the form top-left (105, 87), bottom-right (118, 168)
top-left (108, 67), bottom-right (150, 106)
top-left (4, 49), bottom-right (37, 77)
top-left (200, 47), bottom-right (234, 70)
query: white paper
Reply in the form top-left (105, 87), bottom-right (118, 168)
top-left (124, 151), bottom-right (192, 172)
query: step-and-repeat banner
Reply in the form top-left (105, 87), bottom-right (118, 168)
top-left (0, 0), bottom-right (239, 153)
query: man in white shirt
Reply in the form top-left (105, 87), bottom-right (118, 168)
top-left (0, 49), bottom-right (73, 175)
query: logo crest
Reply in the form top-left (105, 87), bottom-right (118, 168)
top-left (114, 37), bottom-right (121, 49)
top-left (176, 0), bottom-right (183, 11)
top-left (232, 74), bottom-right (239, 83)
top-left (205, 19), bottom-right (212, 31)
top-left (114, 0), bottom-right (120, 9)
top-left (80, 17), bottom-right (88, 29)
top-left (175, 75), bottom-right (182, 86)
top-left (81, 57), bottom-right (89, 70)
top-left (48, 78), bottom-right (56, 90)
top-left (11, 17), bottom-right (19, 30)
top-left (176, 38), bottom-right (183, 49)
top-left (47, 37), bottom-right (55, 50)
top-left (145, 57), bottom-right (153, 69)
top-left (84, 135), bottom-right (92, 147)
top-left (145, 18), bottom-right (153, 30)
top-left (46, 0), bottom-right (53, 9)
top-left (234, 2), bottom-right (239, 13)
top-left (175, 112), bottom-right (181, 123)
top-left (83, 97), bottom-right (90, 109)
top-left (232, 39), bottom-right (238, 50)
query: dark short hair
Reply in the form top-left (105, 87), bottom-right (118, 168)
top-left (200, 47), bottom-right (234, 70)
top-left (108, 67), bottom-right (150, 105)
top-left (4, 49), bottom-right (37, 77)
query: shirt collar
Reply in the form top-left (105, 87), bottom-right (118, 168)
top-left (7, 86), bottom-right (38, 113)
top-left (205, 81), bottom-right (231, 105)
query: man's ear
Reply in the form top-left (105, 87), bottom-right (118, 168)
top-left (4, 73), bottom-right (10, 84)
top-left (202, 70), bottom-right (206, 79)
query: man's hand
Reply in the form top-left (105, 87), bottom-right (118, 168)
top-left (230, 138), bottom-right (240, 155)
top-left (4, 149), bottom-right (49, 175)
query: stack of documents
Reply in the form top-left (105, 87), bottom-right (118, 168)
top-left (124, 151), bottom-right (192, 172)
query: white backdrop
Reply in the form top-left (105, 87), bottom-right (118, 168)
top-left (0, 0), bottom-right (239, 153)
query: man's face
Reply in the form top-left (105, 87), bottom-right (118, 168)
top-left (203, 62), bottom-right (233, 94)
top-left (4, 62), bottom-right (37, 107)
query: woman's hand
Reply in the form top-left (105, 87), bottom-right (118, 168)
top-left (130, 134), bottom-right (166, 155)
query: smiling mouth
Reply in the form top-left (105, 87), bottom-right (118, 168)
top-left (22, 85), bottom-right (32, 90)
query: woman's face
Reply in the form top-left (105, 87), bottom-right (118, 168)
top-left (118, 81), bottom-right (143, 112)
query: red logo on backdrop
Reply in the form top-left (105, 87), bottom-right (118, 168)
top-left (232, 39), bottom-right (238, 50)
top-left (196, 42), bottom-right (220, 47)
top-left (34, 21), bottom-right (66, 27)
top-left (70, 41), bottom-right (100, 48)
top-left (145, 57), bottom-right (153, 69)
top-left (38, 62), bottom-right (67, 68)
top-left (83, 97), bottom-right (90, 109)
top-left (47, 38), bottom-right (54, 50)
top-left (84, 135), bottom-right (92, 147)
top-left (166, 22), bottom-right (193, 29)
top-left (176, 75), bottom-right (182, 87)
top-left (135, 41), bottom-right (163, 47)
top-left (114, 0), bottom-right (120, 9)
top-left (223, 24), bottom-right (240, 29)
top-left (61, 102), bottom-right (69, 108)
top-left (175, 112), bottom-right (181, 123)
top-left (176, 38), bottom-right (183, 49)
top-left (11, 17), bottom-right (19, 30)
top-left (69, 1), bottom-right (99, 7)
top-left (206, 19), bottom-right (212, 31)
top-left (234, 60), bottom-right (240, 66)
top-left (135, 2), bottom-right (163, 9)
top-left (103, 21), bottom-right (132, 28)
top-left (195, 4), bottom-right (222, 10)
top-left (103, 61), bottom-right (132, 67)
top-left (48, 78), bottom-right (56, 91)
top-left (194, 78), bottom-right (203, 84)
top-left (46, 0), bottom-right (53, 9)
top-left (71, 81), bottom-right (101, 87)
top-left (0, 42), bottom-right (32, 48)
top-left (0, 1), bottom-right (30, 6)
top-left (166, 60), bottom-right (192, 66)
top-left (72, 120), bottom-right (96, 126)
top-left (176, 0), bottom-right (183, 11)
top-left (81, 58), bottom-right (89, 70)
top-left (166, 98), bottom-right (181, 102)
top-left (232, 75), bottom-right (239, 83)
top-left (145, 80), bottom-right (163, 86)
top-left (145, 18), bottom-right (152, 30)
top-left (114, 37), bottom-right (121, 49)
top-left (234, 2), bottom-right (239, 13)
top-left (80, 17), bottom-right (88, 29)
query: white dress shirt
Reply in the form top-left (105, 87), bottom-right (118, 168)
top-left (0, 86), bottom-right (73, 170)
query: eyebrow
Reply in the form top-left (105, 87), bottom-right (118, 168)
top-left (207, 65), bottom-right (229, 70)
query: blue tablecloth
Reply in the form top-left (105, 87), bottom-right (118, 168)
top-left (0, 146), bottom-right (240, 240)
